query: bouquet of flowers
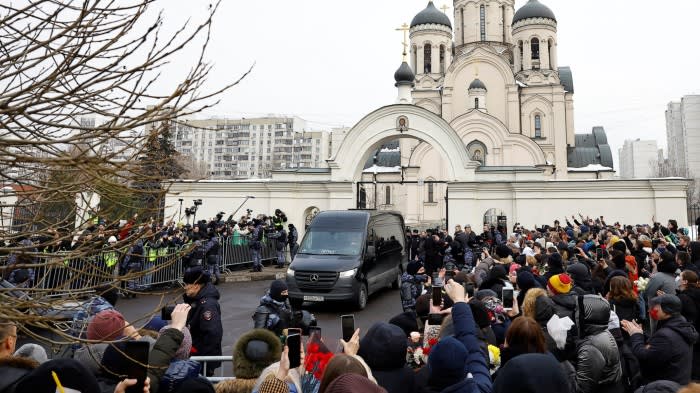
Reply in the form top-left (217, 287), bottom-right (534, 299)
top-left (488, 344), bottom-right (501, 374)
top-left (301, 335), bottom-right (334, 393)
top-left (635, 277), bottom-right (649, 293)
top-left (406, 338), bottom-right (438, 369)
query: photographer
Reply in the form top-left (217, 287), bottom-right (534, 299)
top-left (267, 225), bottom-right (288, 269)
top-left (248, 219), bottom-right (264, 273)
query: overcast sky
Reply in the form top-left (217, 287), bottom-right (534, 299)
top-left (155, 0), bottom-right (700, 170)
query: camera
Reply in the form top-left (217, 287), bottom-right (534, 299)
top-left (193, 199), bottom-right (203, 207)
top-left (246, 208), bottom-right (253, 215)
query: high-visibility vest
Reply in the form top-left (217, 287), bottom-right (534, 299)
top-left (148, 248), bottom-right (157, 262)
top-left (104, 251), bottom-right (118, 268)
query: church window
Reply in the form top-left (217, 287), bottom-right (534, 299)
top-left (475, 98), bottom-right (479, 109)
top-left (411, 45), bottom-right (417, 73)
top-left (385, 186), bottom-right (392, 205)
top-left (439, 45), bottom-right (445, 73)
top-left (531, 38), bottom-right (540, 60)
top-left (535, 115), bottom-right (542, 138)
top-left (460, 8), bottom-right (465, 44)
top-left (518, 41), bottom-right (524, 71)
top-left (424, 44), bottom-right (432, 73)
top-left (480, 5), bottom-right (486, 41)
top-left (428, 183), bottom-right (435, 203)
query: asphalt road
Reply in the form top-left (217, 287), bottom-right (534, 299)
top-left (117, 279), bottom-right (403, 374)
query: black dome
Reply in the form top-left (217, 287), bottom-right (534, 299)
top-left (394, 62), bottom-right (415, 85)
top-left (469, 79), bottom-right (487, 91)
top-left (512, 0), bottom-right (557, 25)
top-left (410, 1), bottom-right (452, 29)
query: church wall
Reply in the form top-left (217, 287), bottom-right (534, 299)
top-left (447, 179), bottom-right (689, 229)
top-left (448, 64), bottom-right (508, 125)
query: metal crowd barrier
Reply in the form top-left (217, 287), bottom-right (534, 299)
top-left (220, 234), bottom-right (282, 271)
top-left (190, 355), bottom-right (235, 382)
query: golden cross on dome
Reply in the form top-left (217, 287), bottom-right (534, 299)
top-left (440, 4), bottom-right (450, 14)
top-left (395, 23), bottom-right (410, 62)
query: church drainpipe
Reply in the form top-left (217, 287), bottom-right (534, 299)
top-left (445, 185), bottom-right (449, 229)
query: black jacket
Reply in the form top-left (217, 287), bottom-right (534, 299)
top-left (608, 298), bottom-right (641, 325)
top-left (0, 357), bottom-right (37, 393)
top-left (252, 294), bottom-right (292, 335)
top-left (184, 283), bottom-right (223, 368)
top-left (630, 315), bottom-right (699, 385)
top-left (148, 328), bottom-right (185, 393)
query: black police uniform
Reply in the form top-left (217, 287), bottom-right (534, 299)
top-left (184, 281), bottom-right (223, 374)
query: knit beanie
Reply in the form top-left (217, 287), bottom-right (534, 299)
top-left (547, 253), bottom-right (563, 270)
top-left (495, 244), bottom-right (511, 259)
top-left (269, 280), bottom-right (288, 302)
top-left (428, 336), bottom-right (468, 384)
top-left (406, 260), bottom-right (422, 276)
top-left (547, 274), bottom-right (573, 295)
top-left (14, 343), bottom-right (48, 364)
top-left (534, 296), bottom-right (556, 325)
top-left (87, 309), bottom-right (125, 341)
top-left (612, 240), bottom-right (627, 254)
top-left (159, 326), bottom-right (192, 361)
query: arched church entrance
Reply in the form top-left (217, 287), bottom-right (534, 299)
top-left (328, 105), bottom-right (478, 228)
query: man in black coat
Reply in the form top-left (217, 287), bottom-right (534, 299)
top-left (183, 267), bottom-right (223, 376)
top-left (622, 294), bottom-right (699, 385)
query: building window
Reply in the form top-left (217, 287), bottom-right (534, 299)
top-left (428, 183), bottom-right (435, 203)
top-left (439, 45), bottom-right (445, 73)
top-left (424, 44), bottom-right (432, 73)
top-left (531, 38), bottom-right (540, 60)
top-left (535, 115), bottom-right (542, 138)
top-left (480, 5), bottom-right (486, 41)
top-left (385, 186), bottom-right (391, 205)
top-left (475, 98), bottom-right (479, 109)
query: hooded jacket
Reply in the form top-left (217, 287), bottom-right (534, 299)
top-left (184, 282), bottom-right (223, 368)
top-left (567, 262), bottom-right (593, 294)
top-left (357, 323), bottom-right (415, 393)
top-left (252, 294), bottom-right (292, 335)
top-left (493, 353), bottom-right (570, 393)
top-left (574, 295), bottom-right (623, 393)
top-left (0, 356), bottom-right (38, 392)
top-left (629, 315), bottom-right (699, 385)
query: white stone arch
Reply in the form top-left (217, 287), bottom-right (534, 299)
top-left (450, 110), bottom-right (546, 166)
top-left (445, 47), bottom-right (516, 88)
top-left (328, 105), bottom-right (477, 182)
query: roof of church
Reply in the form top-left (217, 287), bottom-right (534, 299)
top-left (559, 66), bottom-right (574, 94)
top-left (512, 0), bottom-right (557, 25)
top-left (567, 127), bottom-right (614, 169)
top-left (394, 62), bottom-right (415, 85)
top-left (411, 1), bottom-right (452, 29)
top-left (364, 140), bottom-right (401, 169)
top-left (469, 79), bottom-right (487, 91)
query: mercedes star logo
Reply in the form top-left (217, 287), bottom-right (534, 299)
top-left (309, 274), bottom-right (319, 282)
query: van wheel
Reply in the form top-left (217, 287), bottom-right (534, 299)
top-left (355, 283), bottom-right (368, 310)
top-left (391, 272), bottom-right (401, 289)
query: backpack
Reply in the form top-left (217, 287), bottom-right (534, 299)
top-left (618, 340), bottom-right (643, 393)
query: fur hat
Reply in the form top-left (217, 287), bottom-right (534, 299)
top-left (87, 309), bottom-right (125, 341)
top-left (232, 329), bottom-right (282, 379)
top-left (547, 274), bottom-right (573, 295)
top-left (183, 267), bottom-right (210, 285)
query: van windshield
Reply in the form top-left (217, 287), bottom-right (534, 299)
top-left (298, 230), bottom-right (364, 256)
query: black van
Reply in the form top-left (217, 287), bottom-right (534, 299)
top-left (286, 210), bottom-right (407, 310)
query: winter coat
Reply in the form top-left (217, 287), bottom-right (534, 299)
top-left (677, 286), bottom-right (700, 379)
top-left (267, 229), bottom-right (287, 251)
top-left (252, 294), bottom-right (292, 336)
top-left (205, 236), bottom-right (221, 265)
top-left (148, 328), bottom-right (187, 393)
top-left (473, 257), bottom-right (495, 287)
top-left (574, 295), bottom-right (623, 393)
top-left (493, 353), bottom-right (572, 393)
top-left (629, 315), bottom-right (699, 385)
top-left (608, 298), bottom-right (641, 325)
top-left (158, 360), bottom-right (201, 393)
top-left (644, 273), bottom-right (677, 302)
top-left (184, 283), bottom-right (223, 368)
top-left (0, 356), bottom-right (38, 393)
top-left (417, 302), bottom-right (492, 393)
top-left (400, 273), bottom-right (427, 311)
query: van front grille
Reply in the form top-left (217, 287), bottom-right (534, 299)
top-left (295, 271), bottom-right (338, 289)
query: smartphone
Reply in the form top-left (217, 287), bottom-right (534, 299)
top-left (445, 270), bottom-right (454, 282)
top-left (286, 333), bottom-right (301, 369)
top-left (287, 328), bottom-right (302, 337)
top-left (161, 306), bottom-right (175, 321)
top-left (464, 282), bottom-right (475, 298)
top-left (596, 248), bottom-right (604, 260)
top-left (123, 341), bottom-right (149, 393)
top-left (308, 326), bottom-right (322, 338)
top-left (502, 288), bottom-right (514, 311)
top-left (341, 315), bottom-right (355, 342)
top-left (432, 285), bottom-right (442, 307)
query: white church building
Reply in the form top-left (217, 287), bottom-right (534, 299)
top-left (166, 0), bottom-right (688, 233)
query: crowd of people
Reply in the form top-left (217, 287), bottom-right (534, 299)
top-left (2, 213), bottom-right (700, 393)
top-left (0, 208), bottom-right (299, 292)
top-left (244, 215), bottom-right (700, 393)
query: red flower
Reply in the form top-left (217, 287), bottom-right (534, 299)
top-left (428, 338), bottom-right (438, 346)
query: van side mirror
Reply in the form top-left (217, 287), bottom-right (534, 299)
top-left (366, 245), bottom-right (376, 259)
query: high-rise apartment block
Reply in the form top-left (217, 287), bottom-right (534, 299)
top-left (170, 116), bottom-right (330, 179)
top-left (666, 95), bottom-right (700, 178)
top-left (618, 139), bottom-right (659, 178)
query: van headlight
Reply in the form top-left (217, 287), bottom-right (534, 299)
top-left (339, 268), bottom-right (357, 278)
top-left (287, 267), bottom-right (295, 276)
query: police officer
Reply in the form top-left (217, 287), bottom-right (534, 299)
top-left (183, 267), bottom-right (223, 376)
top-left (252, 280), bottom-right (292, 336)
top-left (288, 223), bottom-right (299, 261)
top-left (248, 220), bottom-right (263, 272)
top-left (267, 226), bottom-right (287, 269)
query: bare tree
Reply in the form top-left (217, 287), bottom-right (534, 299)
top-left (0, 0), bottom-right (250, 343)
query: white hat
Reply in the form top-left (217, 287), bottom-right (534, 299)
top-left (108, 236), bottom-right (117, 243)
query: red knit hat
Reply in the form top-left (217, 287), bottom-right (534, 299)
top-left (87, 309), bottom-right (125, 341)
top-left (547, 274), bottom-right (573, 295)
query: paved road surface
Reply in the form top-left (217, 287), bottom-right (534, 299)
top-left (118, 279), bottom-right (403, 375)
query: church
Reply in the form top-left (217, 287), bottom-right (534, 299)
top-left (165, 0), bottom-right (688, 233)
